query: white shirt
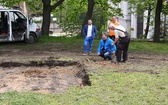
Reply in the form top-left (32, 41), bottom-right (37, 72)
top-left (114, 26), bottom-right (126, 38)
top-left (86, 25), bottom-right (92, 37)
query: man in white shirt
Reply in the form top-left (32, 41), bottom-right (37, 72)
top-left (111, 25), bottom-right (130, 62)
top-left (82, 19), bottom-right (98, 55)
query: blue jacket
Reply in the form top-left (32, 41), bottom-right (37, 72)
top-left (97, 37), bottom-right (116, 54)
top-left (82, 24), bottom-right (98, 39)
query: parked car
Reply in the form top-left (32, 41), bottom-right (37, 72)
top-left (0, 7), bottom-right (41, 43)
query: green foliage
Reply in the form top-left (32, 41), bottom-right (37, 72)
top-left (26, 0), bottom-right (43, 16)
top-left (125, 0), bottom-right (156, 16)
top-left (162, 0), bottom-right (168, 15)
top-left (52, 0), bottom-right (123, 36)
top-left (0, 0), bottom-right (43, 16)
top-left (125, 0), bottom-right (167, 40)
top-left (1, 0), bottom-right (21, 7)
top-left (125, 0), bottom-right (157, 39)
top-left (1, 0), bottom-right (123, 36)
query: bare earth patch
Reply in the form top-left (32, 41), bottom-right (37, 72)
top-left (0, 61), bottom-right (81, 93)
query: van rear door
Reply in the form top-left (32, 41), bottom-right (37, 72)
top-left (0, 11), bottom-right (10, 41)
top-left (9, 11), bottom-right (28, 41)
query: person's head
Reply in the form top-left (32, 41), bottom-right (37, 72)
top-left (112, 16), bottom-right (117, 23)
top-left (109, 24), bottom-right (115, 30)
top-left (88, 19), bottom-right (92, 25)
top-left (102, 33), bottom-right (108, 40)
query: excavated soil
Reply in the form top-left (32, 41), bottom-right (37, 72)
top-left (0, 58), bottom-right (90, 93)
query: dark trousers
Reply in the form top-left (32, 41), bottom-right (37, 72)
top-left (116, 38), bottom-right (130, 62)
top-left (99, 50), bottom-right (112, 60)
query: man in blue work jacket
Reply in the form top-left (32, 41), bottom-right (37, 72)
top-left (97, 33), bottom-right (116, 60)
top-left (82, 19), bottom-right (98, 55)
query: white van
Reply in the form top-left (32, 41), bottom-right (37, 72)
top-left (0, 8), bottom-right (41, 43)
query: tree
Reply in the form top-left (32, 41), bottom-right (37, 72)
top-left (3, 0), bottom-right (121, 36)
top-left (52, 0), bottom-right (88, 35)
top-left (81, 0), bottom-right (122, 36)
top-left (162, 0), bottom-right (168, 37)
top-left (125, 0), bottom-right (155, 38)
top-left (153, 0), bottom-right (163, 42)
top-left (41, 0), bottom-right (65, 35)
top-left (52, 0), bottom-right (122, 37)
top-left (143, 1), bottom-right (155, 38)
top-left (81, 0), bottom-right (95, 32)
top-left (26, 0), bottom-right (43, 17)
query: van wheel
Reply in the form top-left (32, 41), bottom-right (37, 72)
top-left (25, 33), bottom-right (37, 44)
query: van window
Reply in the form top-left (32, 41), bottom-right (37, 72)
top-left (9, 11), bottom-right (26, 22)
top-left (0, 12), bottom-right (8, 33)
top-left (9, 12), bottom-right (18, 22)
top-left (9, 11), bottom-right (27, 31)
top-left (15, 12), bottom-right (26, 20)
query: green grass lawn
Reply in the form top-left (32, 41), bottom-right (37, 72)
top-left (39, 35), bottom-right (168, 54)
top-left (0, 36), bottom-right (168, 105)
top-left (129, 41), bottom-right (168, 53)
top-left (1, 70), bottom-right (168, 105)
top-left (1, 35), bottom-right (168, 54)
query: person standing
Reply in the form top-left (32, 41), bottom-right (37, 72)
top-left (108, 16), bottom-right (119, 41)
top-left (111, 25), bottom-right (130, 63)
top-left (97, 33), bottom-right (116, 60)
top-left (82, 19), bottom-right (98, 55)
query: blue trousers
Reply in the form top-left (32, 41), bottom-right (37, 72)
top-left (84, 37), bottom-right (94, 53)
top-left (100, 50), bottom-right (112, 60)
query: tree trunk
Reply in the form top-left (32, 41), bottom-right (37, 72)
top-left (41, 0), bottom-right (65, 35)
top-left (144, 6), bottom-right (152, 39)
top-left (81, 0), bottom-right (95, 36)
top-left (42, 6), bottom-right (52, 35)
top-left (153, 0), bottom-right (163, 42)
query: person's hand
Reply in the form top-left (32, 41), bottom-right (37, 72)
top-left (111, 52), bottom-right (115, 55)
top-left (112, 43), bottom-right (115, 46)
